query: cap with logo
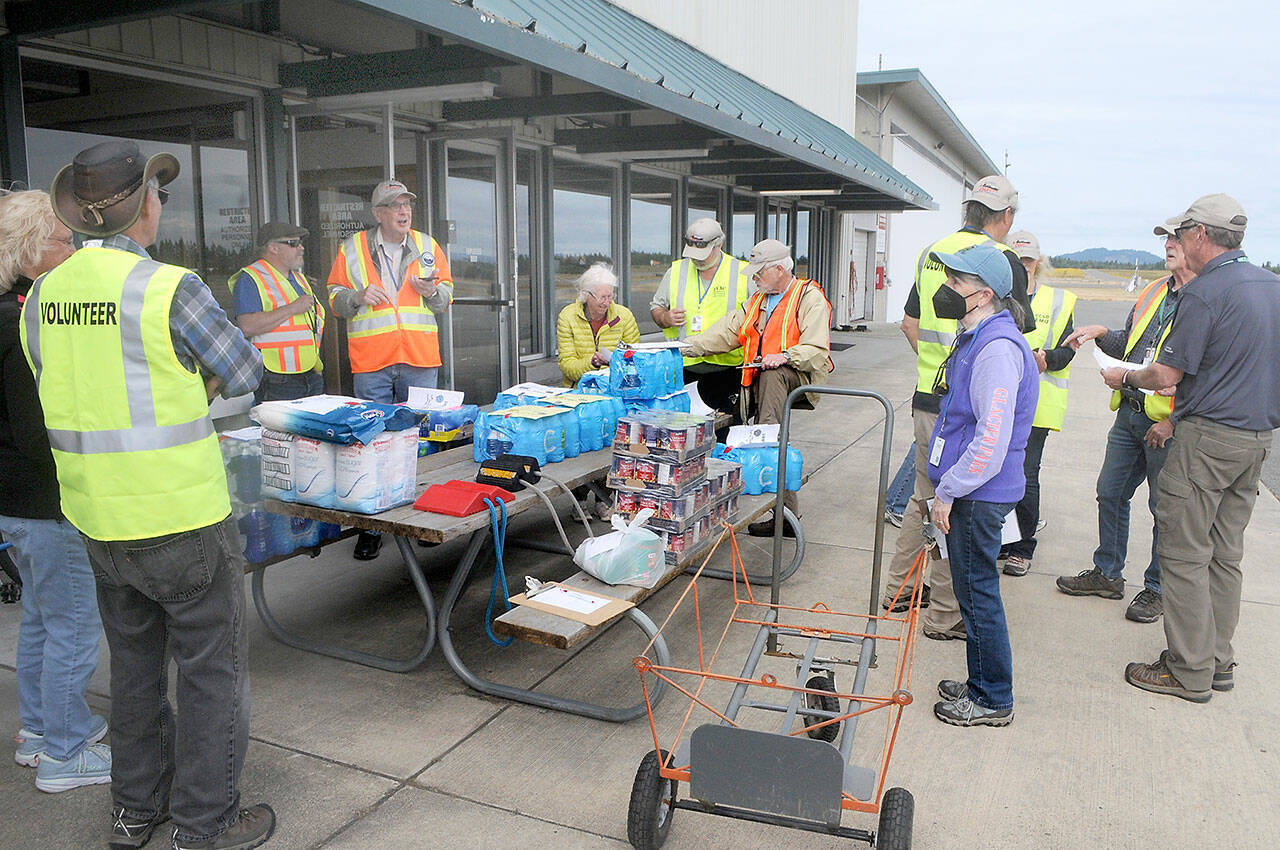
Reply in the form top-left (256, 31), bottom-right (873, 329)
top-left (966, 174), bottom-right (1018, 212)
top-left (1006, 230), bottom-right (1040, 260)
top-left (930, 242), bottom-right (1014, 297)
top-left (258, 221), bottom-right (309, 245)
top-left (1153, 193), bottom-right (1247, 236)
top-left (682, 217), bottom-right (725, 261)
top-left (371, 180), bottom-right (417, 208)
top-left (743, 238), bottom-right (791, 277)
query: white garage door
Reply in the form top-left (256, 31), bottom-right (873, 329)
top-left (885, 142), bottom-right (967, 322)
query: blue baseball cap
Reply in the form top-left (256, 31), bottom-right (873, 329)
top-left (929, 243), bottom-right (1013, 297)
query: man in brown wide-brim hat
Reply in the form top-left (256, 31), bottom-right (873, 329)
top-left (22, 139), bottom-right (275, 849)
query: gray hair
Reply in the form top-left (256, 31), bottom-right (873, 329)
top-left (0, 190), bottom-right (58, 294)
top-left (576, 261), bottom-right (618, 302)
top-left (1201, 224), bottom-right (1244, 251)
top-left (962, 200), bottom-right (1014, 230)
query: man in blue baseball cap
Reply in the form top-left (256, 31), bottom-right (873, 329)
top-left (923, 242), bottom-right (1039, 727)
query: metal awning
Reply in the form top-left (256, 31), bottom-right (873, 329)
top-left (342, 0), bottom-right (934, 211)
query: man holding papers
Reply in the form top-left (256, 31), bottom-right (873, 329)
top-left (1058, 232), bottom-right (1192, 623)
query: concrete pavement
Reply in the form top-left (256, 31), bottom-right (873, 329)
top-left (3, 293), bottom-right (1279, 849)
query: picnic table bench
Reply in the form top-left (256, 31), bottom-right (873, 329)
top-left (261, 438), bottom-right (805, 722)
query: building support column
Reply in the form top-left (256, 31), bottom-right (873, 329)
top-left (262, 90), bottom-right (291, 220)
top-left (0, 37), bottom-right (29, 186)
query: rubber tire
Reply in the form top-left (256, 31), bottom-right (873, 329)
top-left (0, 539), bottom-right (19, 586)
top-left (876, 786), bottom-right (914, 850)
top-left (627, 749), bottom-right (677, 850)
top-left (804, 675), bottom-right (840, 742)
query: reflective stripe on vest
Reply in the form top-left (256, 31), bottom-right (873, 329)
top-left (736, 278), bottom-right (815, 387)
top-left (20, 248), bottom-right (228, 540)
top-left (1023, 284), bottom-right (1076, 431)
top-left (234, 260), bottom-right (323, 374)
top-left (915, 231), bottom-right (1011, 394)
top-left (1109, 276), bottom-right (1176, 421)
top-left (662, 255), bottom-right (747, 367)
top-left (338, 229), bottom-right (444, 372)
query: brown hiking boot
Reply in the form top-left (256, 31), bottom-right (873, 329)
top-left (1056, 567), bottom-right (1125, 599)
top-left (172, 804), bottom-right (276, 850)
top-left (1124, 652), bottom-right (1210, 703)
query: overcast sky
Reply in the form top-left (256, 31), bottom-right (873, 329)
top-left (857, 1), bottom-right (1280, 263)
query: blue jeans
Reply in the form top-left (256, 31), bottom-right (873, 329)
top-left (254, 369), bottom-right (324, 404)
top-left (1093, 404), bottom-right (1167, 593)
top-left (1007, 427), bottom-right (1049, 558)
top-left (885, 446), bottom-right (915, 516)
top-left (84, 515), bottom-right (250, 844)
top-left (0, 515), bottom-right (101, 761)
top-left (353, 363), bottom-right (438, 404)
top-left (946, 498), bottom-right (1016, 710)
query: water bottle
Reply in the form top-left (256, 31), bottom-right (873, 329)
top-left (785, 445), bottom-right (804, 491)
top-left (268, 512), bottom-right (295, 557)
top-left (238, 509), bottom-right (271, 563)
top-left (560, 409), bottom-right (580, 459)
top-left (292, 516), bottom-right (321, 548)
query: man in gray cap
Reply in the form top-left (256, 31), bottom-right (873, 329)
top-left (230, 221), bottom-right (325, 403)
top-left (1102, 194), bottom-right (1280, 703)
top-left (23, 140), bottom-right (273, 848)
top-left (650, 217), bottom-right (750, 416)
top-left (682, 238), bottom-right (833, 535)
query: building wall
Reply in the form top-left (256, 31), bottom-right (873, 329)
top-left (607, 0), bottom-right (859, 133)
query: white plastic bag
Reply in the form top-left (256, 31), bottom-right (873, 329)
top-left (574, 508), bottom-right (665, 589)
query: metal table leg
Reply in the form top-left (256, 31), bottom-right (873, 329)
top-left (251, 534), bottom-right (437, 672)
top-left (437, 530), bottom-right (671, 722)
top-left (687, 507), bottom-right (805, 584)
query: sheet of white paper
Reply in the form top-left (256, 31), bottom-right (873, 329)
top-left (1092, 347), bottom-right (1153, 395)
top-left (619, 340), bottom-right (690, 351)
top-left (1000, 508), bottom-right (1021, 546)
top-left (220, 426), bottom-right (263, 442)
top-left (407, 387), bottom-right (465, 410)
top-left (923, 499), bottom-right (948, 560)
top-left (727, 424), bottom-right (780, 445)
top-left (533, 586), bottom-right (611, 616)
top-left (684, 381), bottom-right (714, 416)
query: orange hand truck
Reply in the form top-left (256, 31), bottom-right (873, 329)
top-left (626, 387), bottom-right (927, 849)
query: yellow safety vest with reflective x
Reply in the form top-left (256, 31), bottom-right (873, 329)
top-left (228, 260), bottom-right (324, 374)
top-left (914, 230), bottom-right (1013, 394)
top-left (20, 247), bottom-right (229, 541)
top-left (1021, 284), bottom-right (1077, 431)
top-left (661, 254), bottom-right (749, 367)
top-left (1109, 275), bottom-right (1177, 422)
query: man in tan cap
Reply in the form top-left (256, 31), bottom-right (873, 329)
top-left (230, 221), bottom-right (325, 403)
top-left (327, 178), bottom-right (453, 560)
top-left (682, 238), bottom-right (833, 535)
top-left (883, 174), bottom-right (1034, 642)
top-left (650, 217), bottom-right (751, 415)
top-left (22, 140), bottom-right (274, 848)
top-left (1103, 194), bottom-right (1280, 704)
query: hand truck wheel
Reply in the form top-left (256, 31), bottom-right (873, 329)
top-left (804, 675), bottom-right (841, 742)
top-left (627, 749), bottom-right (677, 849)
top-left (875, 786), bottom-right (914, 849)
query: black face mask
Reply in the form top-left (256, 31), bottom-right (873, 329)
top-left (932, 285), bottom-right (972, 320)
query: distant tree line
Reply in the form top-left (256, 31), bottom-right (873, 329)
top-left (1049, 256), bottom-right (1166, 271)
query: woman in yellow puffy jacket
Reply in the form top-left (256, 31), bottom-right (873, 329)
top-left (555, 262), bottom-right (641, 385)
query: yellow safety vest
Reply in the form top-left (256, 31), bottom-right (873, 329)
top-left (1022, 284), bottom-right (1077, 431)
top-left (229, 260), bottom-right (324, 375)
top-left (914, 230), bottom-right (1013, 394)
top-left (662, 254), bottom-right (749, 367)
top-left (20, 247), bottom-right (230, 541)
top-left (1109, 276), bottom-right (1176, 422)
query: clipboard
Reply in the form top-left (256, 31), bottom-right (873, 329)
top-left (509, 582), bottom-right (634, 626)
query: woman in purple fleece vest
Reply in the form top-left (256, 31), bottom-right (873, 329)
top-left (924, 242), bottom-right (1039, 728)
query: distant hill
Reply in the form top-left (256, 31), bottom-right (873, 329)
top-left (1052, 247), bottom-right (1164, 269)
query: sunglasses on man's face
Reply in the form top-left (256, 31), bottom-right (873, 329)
top-left (684, 236), bottom-right (717, 249)
top-left (274, 239), bottom-right (304, 248)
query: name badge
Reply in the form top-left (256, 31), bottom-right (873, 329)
top-left (690, 315), bottom-right (703, 333)
top-left (929, 437), bottom-right (945, 466)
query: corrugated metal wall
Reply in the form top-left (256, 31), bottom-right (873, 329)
top-left (606, 0), bottom-right (859, 134)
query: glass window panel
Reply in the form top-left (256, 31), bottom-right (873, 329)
top-left (516, 150), bottom-right (536, 356)
top-left (199, 145), bottom-right (253, 311)
top-left (732, 192), bottom-right (758, 259)
top-left (795, 208), bottom-right (811, 279)
top-left (447, 145), bottom-right (501, 402)
top-left (687, 181), bottom-right (720, 225)
top-left (552, 160), bottom-right (614, 320)
top-left (629, 171), bottom-right (676, 336)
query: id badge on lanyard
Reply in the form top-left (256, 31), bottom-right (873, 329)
top-left (690, 315), bottom-right (703, 333)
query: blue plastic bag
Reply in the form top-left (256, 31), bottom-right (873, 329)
top-left (608, 346), bottom-right (682, 399)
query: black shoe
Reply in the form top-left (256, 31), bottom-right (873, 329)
top-left (933, 696), bottom-right (1013, 727)
top-left (172, 804), bottom-right (275, 850)
top-left (1214, 662), bottom-right (1237, 692)
top-left (353, 531), bottom-right (383, 560)
top-left (1056, 567), bottom-right (1125, 599)
top-left (885, 584), bottom-right (930, 613)
top-left (109, 807), bottom-right (170, 849)
top-left (1125, 588), bottom-right (1163, 623)
top-left (923, 620), bottom-right (966, 641)
top-left (747, 516), bottom-right (796, 538)
top-left (937, 679), bottom-right (967, 701)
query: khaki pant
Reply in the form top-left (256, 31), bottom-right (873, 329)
top-left (752, 365), bottom-right (804, 515)
top-left (880, 409), bottom-right (960, 632)
top-left (1155, 416), bottom-right (1271, 692)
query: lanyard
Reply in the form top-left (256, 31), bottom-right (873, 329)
top-left (379, 245), bottom-right (398, 290)
top-left (696, 271), bottom-right (713, 306)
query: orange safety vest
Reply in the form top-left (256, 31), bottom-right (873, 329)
top-left (234, 260), bottom-right (324, 374)
top-left (328, 228), bottom-right (451, 374)
top-left (736, 278), bottom-right (831, 387)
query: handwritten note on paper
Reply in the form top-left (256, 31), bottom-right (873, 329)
top-left (533, 586), bottom-right (612, 616)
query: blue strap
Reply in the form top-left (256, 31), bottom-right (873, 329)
top-left (483, 498), bottom-right (514, 647)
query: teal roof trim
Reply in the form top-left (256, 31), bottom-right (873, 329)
top-left (350, 0), bottom-right (933, 209)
